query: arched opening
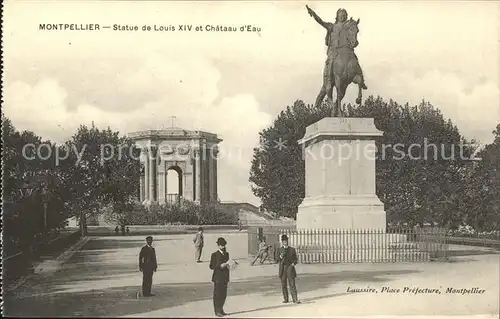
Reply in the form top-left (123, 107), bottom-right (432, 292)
top-left (166, 166), bottom-right (183, 204)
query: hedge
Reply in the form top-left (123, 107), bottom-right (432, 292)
top-left (104, 200), bottom-right (238, 226)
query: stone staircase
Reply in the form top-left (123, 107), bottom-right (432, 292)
top-left (388, 242), bottom-right (430, 262)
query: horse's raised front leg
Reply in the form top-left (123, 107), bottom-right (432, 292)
top-left (352, 74), bottom-right (367, 105)
top-left (356, 83), bottom-right (363, 105)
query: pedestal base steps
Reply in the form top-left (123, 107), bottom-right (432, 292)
top-left (296, 195), bottom-right (386, 230)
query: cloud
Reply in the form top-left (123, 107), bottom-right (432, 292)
top-left (6, 79), bottom-right (72, 139)
top-left (364, 68), bottom-right (500, 144)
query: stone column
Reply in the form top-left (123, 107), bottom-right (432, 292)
top-left (202, 146), bottom-right (207, 202)
top-left (139, 163), bottom-right (145, 202)
top-left (296, 118), bottom-right (386, 230)
top-left (149, 146), bottom-right (157, 202)
top-left (213, 154), bottom-right (218, 201)
top-left (182, 159), bottom-right (194, 201)
top-left (158, 158), bottom-right (166, 204)
top-left (195, 148), bottom-right (202, 203)
top-left (143, 149), bottom-right (149, 202)
top-left (210, 147), bottom-right (218, 202)
top-left (205, 147), bottom-right (210, 202)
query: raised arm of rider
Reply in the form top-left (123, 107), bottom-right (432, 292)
top-left (307, 6), bottom-right (330, 29)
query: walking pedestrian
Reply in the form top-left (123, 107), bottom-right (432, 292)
top-left (139, 236), bottom-right (157, 297)
top-left (193, 226), bottom-right (204, 262)
top-left (209, 237), bottom-right (230, 317)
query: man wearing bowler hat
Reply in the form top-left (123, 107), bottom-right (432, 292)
top-left (209, 237), bottom-right (230, 317)
top-left (139, 236), bottom-right (157, 297)
top-left (277, 234), bottom-right (300, 304)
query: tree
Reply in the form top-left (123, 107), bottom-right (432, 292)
top-left (2, 116), bottom-right (21, 202)
top-left (2, 116), bottom-right (70, 248)
top-left (249, 100), bottom-right (329, 218)
top-left (351, 97), bottom-right (475, 227)
top-left (64, 123), bottom-right (140, 234)
top-left (2, 116), bottom-right (45, 203)
top-left (249, 96), bottom-right (475, 227)
top-left (464, 123), bottom-right (500, 230)
top-left (3, 117), bottom-right (141, 236)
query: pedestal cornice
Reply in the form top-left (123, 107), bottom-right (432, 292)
top-left (298, 117), bottom-right (383, 147)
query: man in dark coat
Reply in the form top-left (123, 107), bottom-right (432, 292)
top-left (139, 236), bottom-right (157, 297)
top-left (209, 237), bottom-right (230, 317)
top-left (277, 234), bottom-right (300, 304)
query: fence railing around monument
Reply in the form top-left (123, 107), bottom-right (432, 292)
top-left (267, 227), bottom-right (448, 263)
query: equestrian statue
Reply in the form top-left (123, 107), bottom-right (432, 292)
top-left (306, 5), bottom-right (368, 117)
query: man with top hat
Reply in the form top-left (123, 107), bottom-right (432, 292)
top-left (139, 235), bottom-right (157, 297)
top-left (209, 237), bottom-right (230, 317)
top-left (277, 234), bottom-right (300, 304)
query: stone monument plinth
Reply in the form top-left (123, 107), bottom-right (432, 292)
top-left (296, 117), bottom-right (386, 230)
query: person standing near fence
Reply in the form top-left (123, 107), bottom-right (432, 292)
top-left (139, 236), bottom-right (157, 297)
top-left (193, 227), bottom-right (204, 262)
top-left (209, 237), bottom-right (230, 317)
top-left (251, 237), bottom-right (270, 265)
top-left (277, 234), bottom-right (300, 304)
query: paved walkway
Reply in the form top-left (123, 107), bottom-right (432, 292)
top-left (4, 230), bottom-right (89, 292)
top-left (3, 233), bottom-right (499, 318)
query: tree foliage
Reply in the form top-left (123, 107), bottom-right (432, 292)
top-left (103, 200), bottom-right (238, 226)
top-left (463, 124), bottom-right (500, 230)
top-left (249, 96), bottom-right (494, 229)
top-left (2, 116), bottom-right (140, 250)
top-left (3, 116), bottom-right (71, 241)
top-left (249, 100), bottom-right (329, 218)
top-left (63, 123), bottom-right (141, 231)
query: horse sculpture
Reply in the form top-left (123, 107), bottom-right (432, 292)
top-left (311, 15), bottom-right (368, 117)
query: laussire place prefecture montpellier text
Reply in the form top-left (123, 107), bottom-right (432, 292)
top-left (346, 286), bottom-right (486, 295)
top-left (38, 23), bottom-right (261, 32)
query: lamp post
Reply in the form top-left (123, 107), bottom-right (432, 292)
top-left (21, 173), bottom-right (50, 234)
top-left (20, 178), bottom-right (35, 199)
top-left (37, 171), bottom-right (51, 233)
top-left (19, 179), bottom-right (37, 273)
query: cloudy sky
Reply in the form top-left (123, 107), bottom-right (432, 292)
top-left (4, 1), bottom-right (500, 205)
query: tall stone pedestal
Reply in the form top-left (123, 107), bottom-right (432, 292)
top-left (296, 117), bottom-right (386, 230)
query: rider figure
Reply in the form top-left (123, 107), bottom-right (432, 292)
top-left (327, 9), bottom-right (349, 62)
top-left (307, 7), bottom-right (349, 92)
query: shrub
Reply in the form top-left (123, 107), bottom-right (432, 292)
top-left (198, 202), bottom-right (238, 225)
top-left (113, 200), bottom-right (238, 225)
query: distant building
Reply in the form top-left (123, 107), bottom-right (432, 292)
top-left (128, 128), bottom-right (222, 205)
